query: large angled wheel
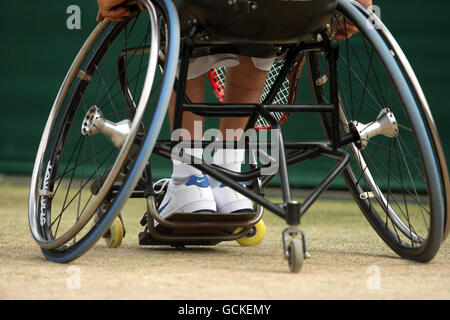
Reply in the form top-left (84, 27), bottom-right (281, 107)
top-left (308, 0), bottom-right (447, 262)
top-left (28, 0), bottom-right (180, 262)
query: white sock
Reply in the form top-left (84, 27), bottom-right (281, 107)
top-left (171, 148), bottom-right (203, 184)
top-left (209, 147), bottom-right (245, 188)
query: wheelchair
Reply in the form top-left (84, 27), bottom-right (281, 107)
top-left (28, 0), bottom-right (449, 273)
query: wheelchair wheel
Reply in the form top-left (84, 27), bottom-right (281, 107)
top-left (28, 0), bottom-right (180, 262)
top-left (104, 215), bottom-right (126, 249)
top-left (234, 219), bottom-right (266, 247)
top-left (307, 0), bottom-right (447, 262)
top-left (287, 239), bottom-right (304, 273)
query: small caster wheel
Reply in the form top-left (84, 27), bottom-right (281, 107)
top-left (287, 239), bottom-right (304, 273)
top-left (234, 220), bottom-right (266, 247)
top-left (104, 215), bottom-right (126, 248)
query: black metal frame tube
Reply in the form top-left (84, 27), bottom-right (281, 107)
top-left (324, 33), bottom-right (341, 150)
top-left (155, 32), bottom-right (350, 226)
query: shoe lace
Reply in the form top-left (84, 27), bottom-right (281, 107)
top-left (153, 178), bottom-right (171, 195)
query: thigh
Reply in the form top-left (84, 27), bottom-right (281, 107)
top-left (224, 56), bottom-right (270, 102)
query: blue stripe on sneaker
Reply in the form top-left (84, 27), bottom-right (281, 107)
top-left (157, 197), bottom-right (172, 214)
top-left (219, 182), bottom-right (245, 188)
top-left (185, 175), bottom-right (210, 188)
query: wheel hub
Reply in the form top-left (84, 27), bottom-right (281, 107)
top-left (349, 108), bottom-right (399, 150)
top-left (81, 106), bottom-right (131, 149)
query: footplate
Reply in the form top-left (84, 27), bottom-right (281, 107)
top-left (138, 231), bottom-right (221, 246)
top-left (138, 196), bottom-right (264, 246)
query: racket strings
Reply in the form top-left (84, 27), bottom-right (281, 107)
top-left (212, 62), bottom-right (290, 129)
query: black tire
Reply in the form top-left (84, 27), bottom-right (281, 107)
top-left (307, 1), bottom-right (446, 262)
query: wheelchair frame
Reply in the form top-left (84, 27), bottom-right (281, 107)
top-left (134, 24), bottom-right (360, 260)
top-left (28, 0), bottom-right (448, 270)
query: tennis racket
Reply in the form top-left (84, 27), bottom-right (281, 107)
top-left (208, 54), bottom-right (306, 130)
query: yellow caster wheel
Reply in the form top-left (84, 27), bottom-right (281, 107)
top-left (104, 215), bottom-right (126, 248)
top-left (234, 220), bottom-right (266, 247)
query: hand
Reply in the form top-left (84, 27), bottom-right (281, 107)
top-left (96, 0), bottom-right (131, 22)
top-left (335, 0), bottom-right (373, 40)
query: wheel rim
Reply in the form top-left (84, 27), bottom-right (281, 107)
top-left (29, 2), bottom-right (161, 249)
top-left (348, 0), bottom-right (449, 242)
top-left (308, 6), bottom-right (444, 252)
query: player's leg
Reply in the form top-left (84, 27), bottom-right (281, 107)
top-left (155, 76), bottom-right (217, 220)
top-left (211, 56), bottom-right (270, 213)
top-left (220, 56), bottom-right (271, 133)
top-left (168, 76), bottom-right (205, 136)
top-left (159, 56), bottom-right (272, 216)
top-left (167, 76), bottom-right (207, 186)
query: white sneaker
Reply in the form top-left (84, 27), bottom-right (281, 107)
top-left (155, 175), bottom-right (217, 224)
top-left (212, 183), bottom-right (254, 213)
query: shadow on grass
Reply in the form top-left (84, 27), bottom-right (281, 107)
top-left (133, 245), bottom-right (220, 254)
